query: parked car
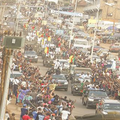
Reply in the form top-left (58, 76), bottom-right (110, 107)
top-left (109, 43), bottom-right (120, 52)
top-left (93, 46), bottom-right (102, 52)
top-left (95, 99), bottom-right (120, 115)
top-left (24, 51), bottom-right (38, 62)
top-left (82, 89), bottom-right (108, 108)
top-left (97, 48), bottom-right (109, 57)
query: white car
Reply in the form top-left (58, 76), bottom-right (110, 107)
top-left (73, 38), bottom-right (91, 49)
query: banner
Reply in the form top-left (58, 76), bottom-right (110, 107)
top-left (56, 30), bottom-right (64, 35)
top-left (42, 20), bottom-right (47, 25)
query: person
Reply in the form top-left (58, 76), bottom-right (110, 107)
top-left (61, 108), bottom-right (70, 120)
top-left (13, 77), bottom-right (19, 96)
top-left (32, 108), bottom-right (37, 120)
top-left (54, 60), bottom-right (61, 69)
top-left (118, 89), bottom-right (120, 100)
top-left (56, 67), bottom-right (61, 75)
top-left (95, 85), bottom-right (99, 90)
top-left (22, 111), bottom-right (31, 120)
top-left (49, 82), bottom-right (57, 91)
top-left (35, 108), bottom-right (45, 120)
top-left (5, 111), bottom-right (10, 120)
top-left (20, 104), bottom-right (28, 120)
top-left (23, 92), bottom-right (33, 106)
top-left (10, 113), bottom-right (15, 120)
top-left (44, 112), bottom-right (50, 120)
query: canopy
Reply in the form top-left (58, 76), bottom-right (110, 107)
top-left (45, 0), bottom-right (58, 4)
top-left (107, 26), bottom-right (117, 30)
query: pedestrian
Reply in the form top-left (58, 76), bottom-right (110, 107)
top-left (10, 113), bottom-right (15, 120)
top-left (35, 108), bottom-right (45, 120)
top-left (61, 108), bottom-right (70, 120)
top-left (22, 111), bottom-right (31, 120)
top-left (20, 104), bottom-right (28, 120)
top-left (118, 89), bottom-right (120, 100)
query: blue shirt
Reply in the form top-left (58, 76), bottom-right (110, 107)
top-left (32, 111), bottom-right (37, 120)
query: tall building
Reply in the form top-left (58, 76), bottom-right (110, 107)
top-left (77, 0), bottom-right (120, 22)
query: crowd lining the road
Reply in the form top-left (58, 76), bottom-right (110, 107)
top-left (4, 4), bottom-right (120, 120)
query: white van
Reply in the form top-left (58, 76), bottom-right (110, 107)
top-left (73, 38), bottom-right (91, 49)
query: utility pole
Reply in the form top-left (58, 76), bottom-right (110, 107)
top-left (0, 35), bottom-right (25, 119)
top-left (0, 49), bottom-right (13, 120)
top-left (15, 2), bottom-right (21, 33)
top-left (69, 0), bottom-right (78, 48)
top-left (91, 6), bottom-right (99, 63)
top-left (113, 8), bottom-right (117, 34)
top-left (0, 3), bottom-right (6, 28)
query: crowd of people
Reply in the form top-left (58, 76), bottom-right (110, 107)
top-left (7, 50), bottom-right (76, 120)
top-left (4, 1), bottom-right (120, 120)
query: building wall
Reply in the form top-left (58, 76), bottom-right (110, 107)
top-left (100, 0), bottom-right (120, 22)
top-left (77, 6), bottom-right (84, 13)
top-left (73, 0), bottom-right (120, 22)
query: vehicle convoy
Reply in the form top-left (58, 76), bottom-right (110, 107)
top-left (82, 89), bottom-right (109, 108)
top-left (24, 51), bottom-right (38, 62)
top-left (96, 99), bottom-right (120, 115)
top-left (52, 74), bottom-right (68, 91)
top-left (71, 67), bottom-right (92, 96)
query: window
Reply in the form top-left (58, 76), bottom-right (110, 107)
top-left (114, 0), bottom-right (118, 4)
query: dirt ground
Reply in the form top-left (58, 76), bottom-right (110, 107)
top-left (7, 97), bottom-right (21, 120)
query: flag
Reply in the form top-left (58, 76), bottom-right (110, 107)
top-left (37, 31), bottom-right (39, 36)
top-left (44, 47), bottom-right (49, 54)
top-left (48, 36), bottom-right (51, 42)
top-left (24, 24), bottom-right (26, 28)
top-left (42, 39), bottom-right (44, 45)
top-left (69, 55), bottom-right (73, 63)
top-left (32, 26), bottom-right (35, 30)
top-left (41, 34), bottom-right (44, 37)
top-left (72, 56), bottom-right (75, 63)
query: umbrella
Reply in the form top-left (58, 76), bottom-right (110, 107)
top-left (107, 26), bottom-right (117, 30)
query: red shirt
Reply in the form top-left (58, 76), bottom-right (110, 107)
top-left (44, 115), bottom-right (50, 120)
top-left (22, 115), bottom-right (30, 120)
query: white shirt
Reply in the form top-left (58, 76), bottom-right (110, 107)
top-left (5, 113), bottom-right (9, 120)
top-left (12, 79), bottom-right (19, 85)
top-left (61, 110), bottom-right (70, 120)
top-left (21, 81), bottom-right (27, 87)
top-left (54, 61), bottom-right (61, 69)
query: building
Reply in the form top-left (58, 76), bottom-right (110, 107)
top-left (76, 0), bottom-right (120, 22)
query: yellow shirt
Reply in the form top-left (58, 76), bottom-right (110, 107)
top-left (49, 84), bottom-right (57, 91)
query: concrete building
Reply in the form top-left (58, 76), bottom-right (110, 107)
top-left (76, 0), bottom-right (120, 22)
